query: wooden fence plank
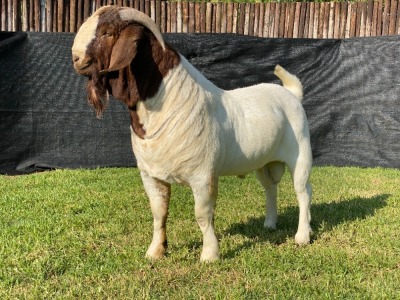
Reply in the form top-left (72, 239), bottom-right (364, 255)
top-left (375, 0), bottom-right (382, 36)
top-left (356, 1), bottom-right (364, 37)
top-left (77, 0), bottom-right (83, 30)
top-left (278, 2), bottom-right (285, 38)
top-left (176, 1), bottom-right (182, 33)
top-left (263, 2), bottom-right (272, 37)
top-left (348, 3), bottom-right (353, 38)
top-left (155, 0), bottom-right (161, 28)
top-left (264, 2), bottom-right (271, 37)
top-left (13, 0), bottom-right (17, 31)
top-left (170, 1), bottom-right (176, 33)
top-left (21, 0), bottom-right (27, 31)
top-left (7, 0), bottom-right (11, 31)
top-left (258, 3), bottom-right (264, 37)
top-left (365, 0), bottom-right (373, 36)
top-left (29, 0), bottom-right (34, 31)
top-left (64, 2), bottom-right (69, 32)
top-left (183, 1), bottom-right (189, 33)
top-left (248, 3), bottom-right (255, 36)
top-left (194, 2), bottom-right (200, 33)
top-left (339, 2), bottom-right (347, 38)
top-left (299, 2), bottom-right (306, 38)
top-left (328, 2), bottom-right (334, 38)
top-left (215, 2), bottom-right (221, 33)
top-left (243, 2), bottom-right (249, 35)
top-left (6, 0), bottom-right (11, 31)
top-left (305, 3), bottom-right (316, 38)
top-left (253, 2), bottom-right (259, 36)
top-left (83, 0), bottom-right (89, 20)
top-left (161, 0), bottom-right (166, 32)
top-left (389, 0), bottom-right (398, 34)
top-left (287, 3), bottom-right (295, 38)
top-left (144, 0), bottom-right (150, 16)
top-left (333, 2), bottom-right (340, 38)
top-left (239, 3), bottom-right (245, 34)
top-left (323, 2), bottom-right (330, 38)
top-left (57, 0), bottom-right (63, 32)
top-left (53, 1), bottom-right (57, 32)
top-left (205, 2), bottom-right (211, 33)
top-left (226, 2), bottom-right (233, 34)
top-left (150, 0), bottom-right (155, 23)
top-left (69, 0), bottom-right (77, 32)
top-left (221, 2), bottom-right (227, 33)
top-left (293, 2), bottom-right (300, 38)
top-left (188, 1), bottom-right (195, 33)
top-left (0, 0), bottom-right (3, 31)
top-left (396, 0), bottom-right (400, 34)
top-left (183, 0), bottom-right (188, 32)
top-left (232, 2), bottom-right (238, 34)
top-left (382, 0), bottom-right (390, 35)
top-left (34, 0), bottom-right (39, 31)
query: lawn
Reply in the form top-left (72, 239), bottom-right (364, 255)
top-left (0, 166), bottom-right (399, 299)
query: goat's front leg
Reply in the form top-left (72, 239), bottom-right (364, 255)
top-left (140, 171), bottom-right (171, 260)
top-left (191, 176), bottom-right (219, 262)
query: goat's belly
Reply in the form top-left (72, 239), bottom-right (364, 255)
top-left (219, 149), bottom-right (278, 176)
top-left (218, 135), bottom-right (283, 176)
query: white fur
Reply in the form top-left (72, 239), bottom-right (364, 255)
top-left (71, 11), bottom-right (100, 64)
top-left (132, 56), bottom-right (313, 261)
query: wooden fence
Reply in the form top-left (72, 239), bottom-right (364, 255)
top-left (1, 0), bottom-right (400, 38)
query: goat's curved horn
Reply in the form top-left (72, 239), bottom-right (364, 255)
top-left (118, 7), bottom-right (166, 51)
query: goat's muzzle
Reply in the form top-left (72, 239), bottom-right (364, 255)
top-left (72, 53), bottom-right (93, 77)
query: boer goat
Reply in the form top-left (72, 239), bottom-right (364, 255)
top-left (72, 5), bottom-right (313, 262)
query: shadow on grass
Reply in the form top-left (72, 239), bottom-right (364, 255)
top-left (222, 194), bottom-right (389, 259)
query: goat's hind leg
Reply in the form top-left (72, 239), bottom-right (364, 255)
top-left (288, 156), bottom-right (312, 245)
top-left (140, 171), bottom-right (171, 260)
top-left (256, 162), bottom-right (285, 230)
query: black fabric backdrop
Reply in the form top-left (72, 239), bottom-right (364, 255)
top-left (1, 31), bottom-right (400, 174)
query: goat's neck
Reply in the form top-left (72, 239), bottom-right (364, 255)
top-left (137, 55), bottom-right (220, 140)
top-left (109, 41), bottom-right (180, 138)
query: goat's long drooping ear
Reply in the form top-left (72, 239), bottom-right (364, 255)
top-left (106, 26), bottom-right (142, 72)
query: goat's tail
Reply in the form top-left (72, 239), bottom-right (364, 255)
top-left (274, 65), bottom-right (303, 102)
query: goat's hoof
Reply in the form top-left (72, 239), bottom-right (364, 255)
top-left (200, 248), bottom-right (219, 262)
top-left (295, 231), bottom-right (311, 245)
top-left (146, 244), bottom-right (166, 260)
top-left (264, 219), bottom-right (277, 230)
top-left (146, 251), bottom-right (164, 261)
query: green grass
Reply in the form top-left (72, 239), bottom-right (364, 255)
top-left (0, 166), bottom-right (399, 299)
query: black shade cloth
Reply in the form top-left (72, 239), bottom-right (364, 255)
top-left (1, 32), bottom-right (400, 174)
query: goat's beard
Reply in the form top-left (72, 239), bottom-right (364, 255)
top-left (86, 72), bottom-right (109, 118)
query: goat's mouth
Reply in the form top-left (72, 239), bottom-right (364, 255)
top-left (74, 62), bottom-right (93, 76)
top-left (72, 54), bottom-right (94, 76)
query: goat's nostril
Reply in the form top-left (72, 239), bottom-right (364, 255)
top-left (73, 55), bottom-right (80, 63)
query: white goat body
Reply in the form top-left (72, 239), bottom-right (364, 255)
top-left (132, 57), bottom-right (312, 261)
top-left (72, 6), bottom-right (312, 262)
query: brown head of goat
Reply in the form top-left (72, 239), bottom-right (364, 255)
top-left (72, 5), bottom-right (180, 138)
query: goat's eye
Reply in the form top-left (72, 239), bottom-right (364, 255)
top-left (99, 31), bottom-right (113, 38)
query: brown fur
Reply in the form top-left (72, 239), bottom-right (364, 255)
top-left (84, 7), bottom-right (180, 138)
